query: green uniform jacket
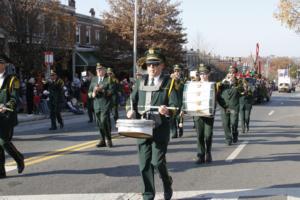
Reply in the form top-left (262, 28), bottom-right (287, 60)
top-left (239, 85), bottom-right (254, 107)
top-left (88, 76), bottom-right (113, 112)
top-left (129, 74), bottom-right (179, 143)
top-left (48, 78), bottom-right (64, 111)
top-left (0, 73), bottom-right (18, 127)
top-left (217, 81), bottom-right (242, 110)
top-left (108, 77), bottom-right (120, 106)
top-left (174, 78), bottom-right (184, 110)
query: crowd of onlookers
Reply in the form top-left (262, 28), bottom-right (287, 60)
top-left (17, 72), bottom-right (133, 116)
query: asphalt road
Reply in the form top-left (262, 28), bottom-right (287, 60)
top-left (1, 91), bottom-right (300, 200)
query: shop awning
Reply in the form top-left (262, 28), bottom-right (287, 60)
top-left (75, 51), bottom-right (101, 67)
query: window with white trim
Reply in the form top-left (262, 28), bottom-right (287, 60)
top-left (76, 25), bottom-right (81, 44)
top-left (86, 27), bottom-right (91, 44)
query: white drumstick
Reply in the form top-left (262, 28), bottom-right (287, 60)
top-left (139, 105), bottom-right (179, 110)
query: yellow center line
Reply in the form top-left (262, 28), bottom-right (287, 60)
top-left (6, 135), bottom-right (122, 167)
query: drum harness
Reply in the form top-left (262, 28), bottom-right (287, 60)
top-left (137, 75), bottom-right (177, 127)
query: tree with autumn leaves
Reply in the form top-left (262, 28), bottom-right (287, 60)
top-left (274, 0), bottom-right (300, 33)
top-left (0, 0), bottom-right (75, 74)
top-left (101, 0), bottom-right (187, 69)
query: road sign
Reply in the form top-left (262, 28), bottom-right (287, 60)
top-left (44, 51), bottom-right (54, 65)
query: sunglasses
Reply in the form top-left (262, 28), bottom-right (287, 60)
top-left (146, 63), bottom-right (160, 67)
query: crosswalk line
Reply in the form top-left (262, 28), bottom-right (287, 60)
top-left (2, 188), bottom-right (300, 200)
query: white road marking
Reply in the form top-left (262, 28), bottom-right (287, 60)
top-left (5, 165), bottom-right (17, 172)
top-left (268, 110), bottom-right (275, 116)
top-left (225, 141), bottom-right (249, 162)
top-left (2, 188), bottom-right (300, 200)
top-left (288, 196), bottom-right (300, 200)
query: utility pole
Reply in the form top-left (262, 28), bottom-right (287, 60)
top-left (133, 0), bottom-right (138, 78)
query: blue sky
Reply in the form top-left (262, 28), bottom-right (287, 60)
top-left (61, 0), bottom-right (300, 57)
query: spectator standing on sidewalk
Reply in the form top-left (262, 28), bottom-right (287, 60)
top-left (48, 70), bottom-right (64, 130)
top-left (0, 54), bottom-right (25, 179)
top-left (26, 77), bottom-right (35, 114)
top-left (81, 70), bottom-right (94, 122)
top-left (72, 73), bottom-right (81, 101)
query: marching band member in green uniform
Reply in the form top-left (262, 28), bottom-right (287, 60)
top-left (217, 67), bottom-right (243, 145)
top-left (126, 48), bottom-right (179, 200)
top-left (107, 68), bottom-right (120, 124)
top-left (170, 64), bottom-right (184, 139)
top-left (194, 64), bottom-right (216, 164)
top-left (48, 70), bottom-right (64, 130)
top-left (239, 78), bottom-right (253, 133)
top-left (0, 55), bottom-right (24, 178)
top-left (89, 64), bottom-right (114, 148)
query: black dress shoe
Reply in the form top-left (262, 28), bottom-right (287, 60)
top-left (17, 156), bottom-right (25, 174)
top-left (0, 166), bottom-right (6, 179)
top-left (59, 123), bottom-right (64, 129)
top-left (106, 140), bottom-right (113, 148)
top-left (233, 137), bottom-right (238, 143)
top-left (226, 140), bottom-right (232, 146)
top-left (49, 127), bottom-right (57, 130)
top-left (195, 156), bottom-right (205, 164)
top-left (205, 153), bottom-right (212, 163)
top-left (0, 172), bottom-right (6, 179)
top-left (164, 176), bottom-right (173, 200)
top-left (96, 140), bottom-right (106, 148)
top-left (171, 135), bottom-right (178, 139)
top-left (179, 130), bottom-right (183, 138)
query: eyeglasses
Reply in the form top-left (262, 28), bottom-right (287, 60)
top-left (146, 63), bottom-right (160, 67)
top-left (199, 72), bottom-right (208, 75)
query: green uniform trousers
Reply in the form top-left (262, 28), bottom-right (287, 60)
top-left (138, 139), bottom-right (172, 200)
top-left (87, 98), bottom-right (94, 122)
top-left (170, 114), bottom-right (183, 138)
top-left (221, 107), bottom-right (239, 144)
top-left (239, 103), bottom-right (252, 132)
top-left (0, 126), bottom-right (23, 173)
top-left (95, 110), bottom-right (111, 141)
top-left (111, 104), bottom-right (119, 123)
top-left (194, 116), bottom-right (214, 157)
top-left (49, 104), bottom-right (63, 128)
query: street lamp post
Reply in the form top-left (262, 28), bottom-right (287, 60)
top-left (133, 0), bottom-right (138, 78)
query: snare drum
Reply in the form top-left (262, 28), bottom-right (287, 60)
top-left (182, 81), bottom-right (215, 117)
top-left (116, 119), bottom-right (155, 139)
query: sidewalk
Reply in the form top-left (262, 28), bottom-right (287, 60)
top-left (18, 112), bottom-right (74, 123)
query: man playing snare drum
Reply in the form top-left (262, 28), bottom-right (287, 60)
top-left (194, 64), bottom-right (216, 164)
top-left (127, 48), bottom-right (179, 200)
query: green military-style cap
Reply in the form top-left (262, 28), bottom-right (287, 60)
top-left (107, 67), bottom-right (113, 73)
top-left (0, 54), bottom-right (11, 64)
top-left (50, 70), bottom-right (57, 75)
top-left (198, 63), bottom-right (211, 74)
top-left (173, 64), bottom-right (182, 71)
top-left (145, 48), bottom-right (166, 64)
top-left (96, 63), bottom-right (105, 70)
